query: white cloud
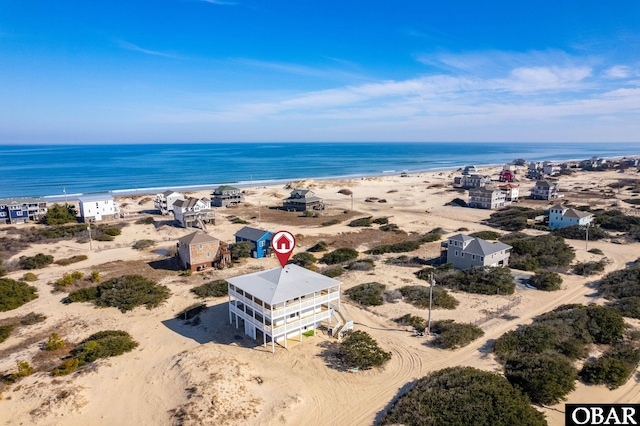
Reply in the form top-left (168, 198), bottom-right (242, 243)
top-left (116, 40), bottom-right (181, 59)
top-left (604, 65), bottom-right (632, 79)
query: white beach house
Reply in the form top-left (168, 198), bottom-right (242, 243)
top-left (548, 204), bottom-right (594, 229)
top-left (227, 264), bottom-right (352, 352)
top-left (78, 194), bottom-right (119, 222)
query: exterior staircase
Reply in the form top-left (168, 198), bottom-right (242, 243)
top-left (330, 305), bottom-right (354, 339)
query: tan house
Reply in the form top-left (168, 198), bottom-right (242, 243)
top-left (177, 231), bottom-right (230, 271)
top-left (530, 181), bottom-right (560, 200)
top-left (283, 189), bottom-right (325, 212)
top-left (498, 183), bottom-right (520, 202)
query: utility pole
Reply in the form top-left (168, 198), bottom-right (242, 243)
top-left (87, 220), bottom-right (93, 251)
top-left (427, 272), bottom-right (435, 335)
top-left (585, 222), bottom-right (590, 251)
top-left (351, 194), bottom-right (354, 212)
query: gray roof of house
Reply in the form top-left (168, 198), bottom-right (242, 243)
top-left (173, 197), bottom-right (208, 209)
top-left (463, 238), bottom-right (511, 256)
top-left (78, 194), bottom-right (114, 202)
top-left (178, 231), bottom-right (220, 246)
top-left (235, 226), bottom-right (272, 241)
top-left (449, 234), bottom-right (475, 243)
top-left (563, 209), bottom-right (594, 219)
top-left (162, 190), bottom-right (182, 197)
top-left (227, 264), bottom-right (341, 305)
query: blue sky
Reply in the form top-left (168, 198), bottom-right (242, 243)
top-left (1, 1), bottom-right (639, 144)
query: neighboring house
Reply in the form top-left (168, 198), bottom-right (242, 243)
top-left (462, 165), bottom-right (478, 175)
top-left (227, 264), bottom-right (352, 352)
top-left (211, 185), bottom-right (245, 207)
top-left (543, 161), bottom-right (560, 176)
top-left (499, 169), bottom-right (515, 182)
top-left (234, 226), bottom-right (273, 258)
top-left (548, 204), bottom-right (594, 229)
top-left (172, 197), bottom-right (215, 229)
top-left (498, 183), bottom-right (520, 202)
top-left (445, 234), bottom-right (512, 270)
top-left (468, 186), bottom-right (507, 210)
top-left (460, 174), bottom-right (492, 189)
top-left (176, 230), bottom-right (230, 271)
top-left (530, 181), bottom-right (561, 200)
top-left (283, 189), bottom-right (325, 212)
top-left (78, 194), bottom-right (119, 222)
top-left (154, 190), bottom-right (185, 215)
top-left (0, 197), bottom-right (48, 225)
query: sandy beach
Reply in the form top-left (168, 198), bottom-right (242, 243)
top-left (2, 164), bottom-right (640, 426)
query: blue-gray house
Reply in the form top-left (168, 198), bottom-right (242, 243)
top-left (0, 197), bottom-right (48, 225)
top-left (234, 226), bottom-right (273, 258)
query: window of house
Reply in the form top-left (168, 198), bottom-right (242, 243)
top-left (472, 255), bottom-right (475, 260)
top-left (260, 241), bottom-right (265, 247)
top-left (455, 250), bottom-right (459, 256)
top-left (206, 252), bottom-right (210, 258)
top-left (480, 257), bottom-right (484, 261)
top-left (461, 253), bottom-right (464, 258)
top-left (199, 244), bottom-right (203, 249)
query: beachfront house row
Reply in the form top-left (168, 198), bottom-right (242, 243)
top-left (234, 226), bottom-right (273, 258)
top-left (468, 186), bottom-right (508, 210)
top-left (530, 181), bottom-right (561, 200)
top-left (177, 230), bottom-right (231, 272)
top-left (460, 174), bottom-right (492, 189)
top-left (548, 204), bottom-right (594, 229)
top-left (211, 185), bottom-right (245, 207)
top-left (0, 197), bottom-right (48, 225)
top-left (227, 264), bottom-right (352, 352)
top-left (154, 190), bottom-right (185, 215)
top-left (282, 189), bottom-right (325, 212)
top-left (172, 197), bottom-right (215, 229)
top-left (444, 234), bottom-right (512, 270)
top-left (498, 183), bottom-right (520, 202)
top-left (78, 194), bottom-right (119, 222)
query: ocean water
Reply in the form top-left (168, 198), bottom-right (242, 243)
top-left (1, 142), bottom-right (640, 199)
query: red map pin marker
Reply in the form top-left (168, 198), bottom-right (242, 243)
top-left (272, 230), bottom-right (296, 268)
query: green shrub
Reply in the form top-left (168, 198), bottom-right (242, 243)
top-left (552, 225), bottom-right (609, 241)
top-left (70, 330), bottom-right (138, 367)
top-left (0, 278), bottom-right (38, 312)
top-left (307, 241), bottom-right (328, 252)
top-left (19, 253), bottom-right (54, 270)
top-left (398, 285), bottom-right (459, 309)
top-left (434, 267), bottom-right (515, 295)
top-left (5, 361), bottom-right (34, 382)
top-left (348, 217), bottom-right (372, 227)
top-left (588, 248), bottom-right (604, 255)
top-left (393, 314), bottom-right (427, 330)
top-left (379, 224), bottom-right (400, 232)
top-left (42, 204), bottom-right (77, 225)
top-left (302, 210), bottom-right (315, 217)
top-left (230, 242), bottom-right (254, 260)
top-left (103, 227), bottom-right (121, 237)
top-left (430, 320), bottom-right (484, 349)
top-left (190, 280), bottom-right (228, 298)
top-left (20, 312), bottom-right (46, 325)
top-left (51, 330), bottom-right (138, 376)
top-left (290, 252), bottom-right (317, 269)
top-left (339, 330), bottom-right (391, 369)
top-left (22, 272), bottom-right (38, 282)
top-left (573, 259), bottom-right (608, 276)
top-left (499, 233), bottom-right (575, 271)
top-left (365, 240), bottom-right (422, 255)
top-left (599, 266), bottom-right (640, 300)
top-left (54, 255), bottom-right (88, 266)
top-left (580, 343), bottom-right (640, 389)
top-left (321, 248), bottom-right (359, 265)
top-left (95, 234), bottom-right (114, 242)
top-left (346, 259), bottom-right (375, 271)
top-left (0, 324), bottom-right (16, 343)
top-left (372, 217), bottom-right (389, 225)
top-left (504, 353), bottom-right (577, 405)
top-left (528, 270), bottom-right (563, 291)
top-left (90, 271), bottom-right (100, 283)
top-left (135, 216), bottom-right (155, 225)
top-left (52, 358), bottom-right (79, 376)
top-left (44, 333), bottom-right (66, 351)
top-left (133, 239), bottom-right (156, 250)
top-left (229, 217), bottom-right (249, 224)
top-left (380, 367), bottom-right (547, 426)
top-left (469, 230), bottom-right (502, 240)
top-left (321, 219), bottom-right (341, 227)
top-left (345, 282), bottom-right (386, 306)
top-left (485, 207), bottom-right (544, 231)
top-left (65, 275), bottom-right (170, 312)
top-left (322, 267), bottom-right (345, 278)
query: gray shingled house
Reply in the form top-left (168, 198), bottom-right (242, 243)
top-left (211, 185), bottom-right (245, 207)
top-left (283, 189), bottom-right (325, 212)
top-left (445, 234), bottom-right (512, 269)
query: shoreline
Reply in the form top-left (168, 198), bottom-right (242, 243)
top-left (37, 152), bottom-right (640, 202)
